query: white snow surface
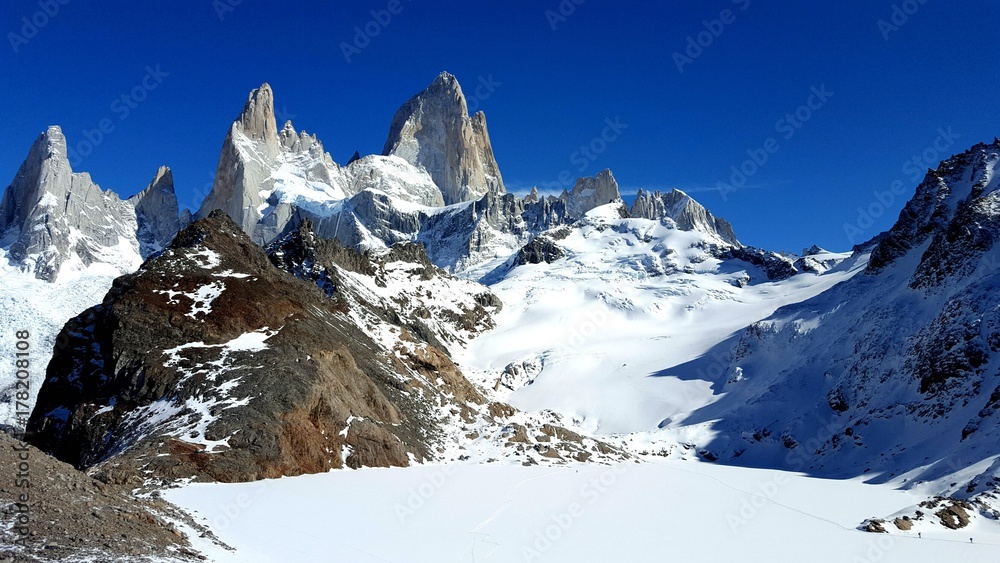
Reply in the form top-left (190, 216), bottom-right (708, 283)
top-left (165, 461), bottom-right (1000, 563)
top-left (245, 125), bottom-right (447, 226)
top-left (0, 251), bottom-right (130, 427)
top-left (459, 205), bottom-right (860, 435)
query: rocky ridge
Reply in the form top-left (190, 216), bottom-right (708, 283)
top-left (27, 212), bottom-right (441, 483)
top-left (0, 431), bottom-right (213, 562)
top-left (686, 139), bottom-right (1000, 512)
top-left (190, 77), bottom-right (770, 281)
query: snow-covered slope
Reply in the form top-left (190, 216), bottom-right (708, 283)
top-left (451, 141), bottom-right (1000, 532)
top-left (461, 203), bottom-right (855, 435)
top-left (0, 263), bottom-right (127, 428)
top-left (659, 141), bottom-right (1000, 501)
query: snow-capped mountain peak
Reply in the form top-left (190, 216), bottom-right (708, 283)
top-left (382, 71), bottom-right (506, 205)
top-left (631, 186), bottom-right (739, 245)
top-left (0, 125), bottom-right (144, 281)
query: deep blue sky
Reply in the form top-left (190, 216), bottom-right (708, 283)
top-left (1, 0), bottom-right (997, 252)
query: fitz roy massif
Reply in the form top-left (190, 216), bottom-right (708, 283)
top-left (2, 72), bottom-right (999, 561)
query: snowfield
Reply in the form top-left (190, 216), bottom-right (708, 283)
top-left (164, 461), bottom-right (1000, 562)
top-left (0, 259), bottom-right (124, 427)
top-left (460, 205), bottom-right (860, 435)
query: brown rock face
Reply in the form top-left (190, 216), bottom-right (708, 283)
top-left (934, 501), bottom-right (973, 529)
top-left (26, 211), bottom-right (452, 483)
top-left (237, 83), bottom-right (279, 151)
top-left (0, 432), bottom-right (204, 560)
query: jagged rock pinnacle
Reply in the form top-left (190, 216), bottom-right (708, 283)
top-left (0, 126), bottom-right (143, 280)
top-left (237, 83), bottom-right (278, 154)
top-left (196, 83), bottom-right (281, 233)
top-left (129, 165), bottom-right (180, 257)
top-left (382, 72), bottom-right (505, 205)
top-left (631, 187), bottom-right (739, 245)
top-left (564, 169), bottom-right (622, 218)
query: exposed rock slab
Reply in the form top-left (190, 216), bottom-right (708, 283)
top-left (383, 72), bottom-right (505, 205)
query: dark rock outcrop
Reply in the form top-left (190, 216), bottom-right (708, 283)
top-left (722, 246), bottom-right (798, 280)
top-left (27, 211), bottom-right (463, 484)
top-left (867, 139), bottom-right (1000, 275)
top-left (514, 237), bottom-right (565, 265)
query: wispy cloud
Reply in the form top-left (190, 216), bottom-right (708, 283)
top-left (619, 183), bottom-right (773, 196)
top-left (504, 180), bottom-right (546, 195)
top-left (507, 180), bottom-right (776, 199)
